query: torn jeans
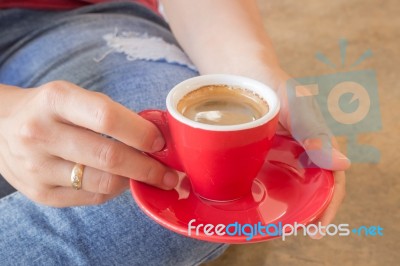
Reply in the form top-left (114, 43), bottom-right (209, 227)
top-left (0, 2), bottom-right (228, 265)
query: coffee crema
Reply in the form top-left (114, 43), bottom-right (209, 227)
top-left (177, 85), bottom-right (269, 125)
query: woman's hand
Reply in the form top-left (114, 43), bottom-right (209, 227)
top-left (0, 81), bottom-right (179, 207)
top-left (274, 71), bottom-right (350, 238)
top-left (164, 0), bottom-right (349, 237)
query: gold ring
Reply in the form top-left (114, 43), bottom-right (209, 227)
top-left (70, 163), bottom-right (85, 190)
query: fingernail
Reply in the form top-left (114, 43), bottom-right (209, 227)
top-left (152, 136), bottom-right (165, 152)
top-left (163, 171), bottom-right (179, 189)
top-left (333, 149), bottom-right (351, 163)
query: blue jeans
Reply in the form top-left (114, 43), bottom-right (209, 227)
top-left (0, 2), bottom-right (228, 265)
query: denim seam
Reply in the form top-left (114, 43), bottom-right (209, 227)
top-left (0, 191), bottom-right (18, 204)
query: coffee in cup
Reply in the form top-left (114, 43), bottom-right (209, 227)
top-left (177, 85), bottom-right (269, 126)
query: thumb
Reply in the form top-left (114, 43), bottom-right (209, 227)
top-left (303, 136), bottom-right (351, 171)
top-left (277, 82), bottom-right (350, 170)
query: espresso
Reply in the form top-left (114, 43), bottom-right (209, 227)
top-left (177, 85), bottom-right (269, 125)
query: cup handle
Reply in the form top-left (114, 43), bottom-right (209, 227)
top-left (139, 110), bottom-right (184, 172)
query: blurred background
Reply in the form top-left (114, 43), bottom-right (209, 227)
top-left (205, 0), bottom-right (399, 265)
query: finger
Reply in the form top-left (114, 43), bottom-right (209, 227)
top-left (303, 137), bottom-right (351, 170)
top-left (38, 81), bottom-right (165, 152)
top-left (45, 187), bottom-right (119, 207)
top-left (275, 122), bottom-right (291, 136)
top-left (43, 123), bottom-right (178, 189)
top-left (45, 159), bottom-right (129, 194)
top-left (309, 170), bottom-right (346, 239)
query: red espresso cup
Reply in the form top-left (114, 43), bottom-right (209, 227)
top-left (140, 74), bottom-right (280, 201)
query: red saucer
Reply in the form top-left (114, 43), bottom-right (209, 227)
top-left (130, 135), bottom-right (334, 243)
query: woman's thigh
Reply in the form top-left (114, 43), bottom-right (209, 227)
top-left (0, 6), bottom-right (195, 111)
top-left (0, 191), bottom-right (228, 266)
top-left (0, 6), bottom-right (227, 266)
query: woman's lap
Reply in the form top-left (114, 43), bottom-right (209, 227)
top-left (0, 4), bottom-right (227, 265)
top-left (0, 191), bottom-right (227, 265)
